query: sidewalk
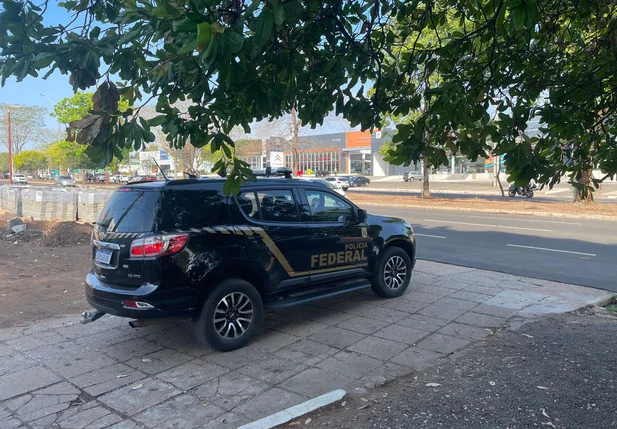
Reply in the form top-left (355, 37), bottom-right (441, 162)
top-left (299, 310), bottom-right (617, 428)
top-left (0, 261), bottom-right (611, 429)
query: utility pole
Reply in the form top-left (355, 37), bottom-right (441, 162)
top-left (7, 105), bottom-right (12, 184)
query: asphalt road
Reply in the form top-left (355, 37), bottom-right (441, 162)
top-left (371, 206), bottom-right (617, 292)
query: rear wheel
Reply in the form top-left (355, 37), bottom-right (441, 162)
top-left (371, 246), bottom-right (412, 298)
top-left (193, 279), bottom-right (263, 351)
top-left (526, 190), bottom-right (534, 198)
top-left (508, 189), bottom-right (516, 197)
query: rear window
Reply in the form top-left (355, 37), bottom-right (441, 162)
top-left (98, 190), bottom-right (160, 232)
top-left (155, 189), bottom-right (227, 230)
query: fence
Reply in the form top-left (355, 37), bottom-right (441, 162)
top-left (0, 185), bottom-right (114, 222)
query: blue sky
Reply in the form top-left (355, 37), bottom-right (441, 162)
top-left (0, 1), bottom-right (74, 129)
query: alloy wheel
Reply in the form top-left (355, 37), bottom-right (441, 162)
top-left (383, 255), bottom-right (408, 290)
top-left (213, 292), bottom-right (254, 339)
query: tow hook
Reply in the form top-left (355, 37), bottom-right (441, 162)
top-left (81, 311), bottom-right (106, 324)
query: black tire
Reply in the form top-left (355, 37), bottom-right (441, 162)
top-left (193, 279), bottom-right (263, 352)
top-left (371, 246), bottom-right (413, 298)
top-left (526, 190), bottom-right (534, 198)
top-left (508, 190), bottom-right (516, 197)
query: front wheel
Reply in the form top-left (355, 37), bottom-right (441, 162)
top-left (508, 190), bottom-right (516, 197)
top-left (193, 279), bottom-right (263, 352)
top-left (371, 246), bottom-right (412, 298)
top-left (526, 190), bottom-right (534, 198)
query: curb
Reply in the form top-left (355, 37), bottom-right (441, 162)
top-left (352, 201), bottom-right (617, 222)
top-left (237, 389), bottom-right (346, 429)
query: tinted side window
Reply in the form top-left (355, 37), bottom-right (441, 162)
top-left (156, 189), bottom-right (227, 230)
top-left (237, 192), bottom-right (260, 219)
top-left (256, 190), bottom-right (299, 222)
top-left (306, 190), bottom-right (353, 223)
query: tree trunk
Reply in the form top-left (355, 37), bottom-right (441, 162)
top-left (421, 154), bottom-right (431, 199)
top-left (495, 157), bottom-right (505, 198)
top-left (290, 107), bottom-right (300, 175)
top-left (574, 169), bottom-right (594, 203)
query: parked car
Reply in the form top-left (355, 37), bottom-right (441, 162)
top-left (299, 177), bottom-right (347, 197)
top-left (86, 173), bottom-right (95, 182)
top-left (56, 176), bottom-right (76, 187)
top-left (111, 175), bottom-right (129, 184)
top-left (11, 174), bottom-right (27, 184)
top-left (315, 170), bottom-right (330, 177)
top-left (2, 172), bottom-right (9, 179)
top-left (95, 173), bottom-right (107, 182)
top-left (403, 172), bottom-right (422, 182)
top-left (343, 175), bottom-right (370, 187)
top-left (325, 177), bottom-right (349, 191)
top-left (86, 177), bottom-right (415, 351)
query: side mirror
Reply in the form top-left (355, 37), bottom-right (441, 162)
top-left (357, 209), bottom-right (368, 223)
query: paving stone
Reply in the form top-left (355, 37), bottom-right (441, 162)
top-left (0, 365), bottom-right (60, 401)
top-left (308, 326), bottom-right (365, 349)
top-left (449, 290), bottom-right (493, 303)
top-left (431, 278), bottom-right (474, 290)
top-left (124, 348), bottom-right (193, 374)
top-left (201, 412), bottom-right (250, 429)
top-left (473, 304), bottom-right (520, 318)
top-left (134, 394), bottom-right (226, 428)
top-left (346, 336), bottom-right (408, 360)
top-left (390, 346), bottom-right (444, 371)
top-left (0, 344), bottom-right (11, 356)
top-left (273, 319), bottom-right (329, 338)
top-left (252, 330), bottom-right (300, 352)
top-left (374, 324), bottom-right (431, 345)
top-left (193, 372), bottom-right (270, 411)
top-left (238, 356), bottom-right (308, 385)
top-left (98, 378), bottom-right (182, 416)
top-left (156, 360), bottom-right (229, 390)
top-left (3, 382), bottom-right (80, 423)
top-left (437, 322), bottom-right (492, 341)
top-left (410, 271), bottom-right (442, 284)
top-left (50, 401), bottom-right (123, 429)
top-left (484, 290), bottom-right (549, 309)
top-left (393, 300), bottom-right (430, 314)
top-left (499, 280), bottom-right (541, 290)
top-left (417, 304), bottom-right (468, 321)
top-left (261, 312), bottom-right (294, 330)
top-left (433, 297), bottom-right (480, 311)
top-left (106, 420), bottom-right (139, 429)
top-left (360, 306), bottom-right (411, 324)
top-left (421, 262), bottom-right (476, 276)
top-left (408, 292), bottom-right (443, 304)
top-left (316, 350), bottom-right (383, 380)
top-left (25, 339), bottom-right (88, 360)
top-left (328, 301), bottom-right (375, 315)
top-left (5, 330), bottom-right (67, 352)
top-left (397, 314), bottom-right (450, 331)
top-left (38, 350), bottom-right (118, 379)
top-left (463, 285), bottom-right (503, 295)
top-left (101, 338), bottom-right (163, 362)
top-left (415, 285), bottom-right (457, 297)
top-left (336, 316), bottom-right (390, 335)
top-left (360, 362), bottom-right (411, 385)
top-left (232, 387), bottom-right (307, 421)
top-left (455, 312), bottom-right (507, 328)
top-left (273, 339), bottom-right (339, 366)
top-left (279, 367), bottom-right (356, 398)
top-left (416, 333), bottom-right (471, 355)
top-left (143, 324), bottom-right (198, 348)
top-left (0, 406), bottom-right (22, 429)
top-left (516, 304), bottom-right (567, 318)
top-left (0, 350), bottom-right (37, 377)
top-left (301, 308), bottom-right (357, 325)
top-left (70, 363), bottom-right (146, 397)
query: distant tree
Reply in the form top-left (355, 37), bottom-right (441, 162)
top-left (45, 140), bottom-right (95, 173)
top-left (13, 150), bottom-right (47, 175)
top-left (0, 104), bottom-right (48, 154)
top-left (52, 92), bottom-right (95, 125)
top-left (0, 152), bottom-right (8, 172)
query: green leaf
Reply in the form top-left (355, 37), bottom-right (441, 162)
top-left (197, 22), bottom-right (212, 49)
top-left (272, 0), bottom-right (286, 26)
top-left (172, 19), bottom-right (196, 33)
top-left (149, 115), bottom-right (167, 126)
top-left (33, 52), bottom-right (56, 68)
top-left (223, 31), bottom-right (243, 54)
top-left (254, 8), bottom-right (274, 49)
top-left (178, 39), bottom-right (198, 55)
top-left (512, 6), bottom-right (525, 31)
top-left (211, 22), bottom-right (225, 34)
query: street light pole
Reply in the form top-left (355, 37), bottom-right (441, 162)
top-left (7, 105), bottom-right (12, 184)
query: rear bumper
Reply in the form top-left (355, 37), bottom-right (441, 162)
top-left (85, 271), bottom-right (193, 319)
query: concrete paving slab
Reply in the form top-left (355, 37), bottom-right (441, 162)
top-left (98, 378), bottom-right (182, 416)
top-left (374, 324), bottom-right (431, 345)
top-left (0, 365), bottom-right (60, 401)
top-left (279, 368), bottom-right (355, 398)
top-left (232, 387), bottom-right (308, 421)
top-left (416, 333), bottom-right (471, 355)
top-left (346, 336), bottom-right (408, 360)
top-left (134, 394), bottom-right (226, 428)
top-left (389, 346), bottom-right (444, 371)
top-left (156, 360), bottom-right (229, 390)
top-left (316, 350), bottom-right (383, 380)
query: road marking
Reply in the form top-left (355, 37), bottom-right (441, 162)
top-left (468, 215), bottom-right (581, 225)
top-left (415, 233), bottom-right (447, 239)
top-left (506, 244), bottom-right (596, 257)
top-left (544, 189), bottom-right (569, 194)
top-left (424, 219), bottom-right (551, 232)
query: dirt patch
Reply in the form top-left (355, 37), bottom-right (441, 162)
top-left (1, 210), bottom-right (93, 247)
top-left (348, 193), bottom-right (617, 219)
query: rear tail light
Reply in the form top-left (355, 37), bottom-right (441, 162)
top-left (130, 233), bottom-right (189, 258)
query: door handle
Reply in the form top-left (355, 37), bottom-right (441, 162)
top-left (313, 232), bottom-right (328, 238)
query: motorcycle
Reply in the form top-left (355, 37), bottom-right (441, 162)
top-left (508, 184), bottom-right (534, 198)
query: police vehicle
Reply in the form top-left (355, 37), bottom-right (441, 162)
top-left (86, 170), bottom-right (416, 351)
